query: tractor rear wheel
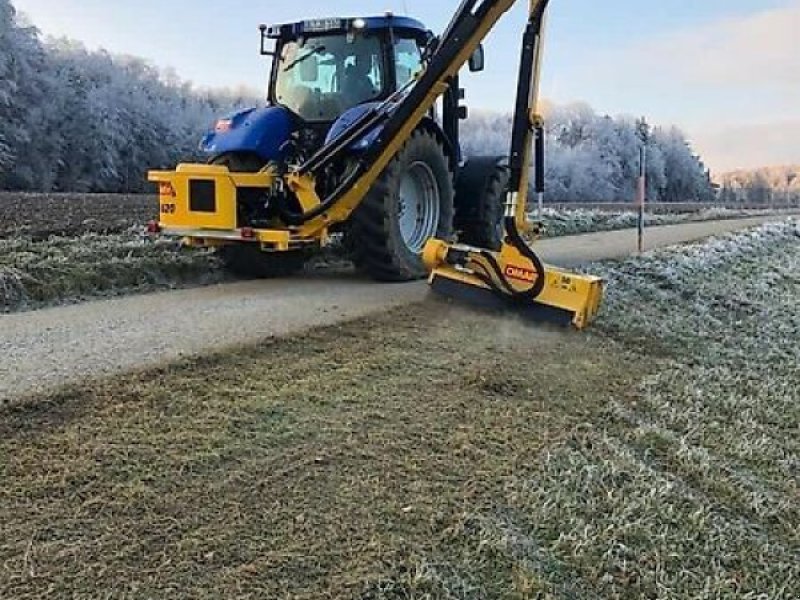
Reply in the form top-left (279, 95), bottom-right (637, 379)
top-left (211, 152), bottom-right (307, 279)
top-left (455, 157), bottom-right (510, 251)
top-left (348, 130), bottom-right (454, 281)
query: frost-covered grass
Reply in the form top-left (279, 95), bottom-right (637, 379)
top-left (597, 219), bottom-right (800, 361)
top-left (538, 206), bottom-right (774, 238)
top-left (0, 229), bottom-right (222, 312)
top-left (463, 219), bottom-right (800, 598)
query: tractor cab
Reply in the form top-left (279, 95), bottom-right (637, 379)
top-left (265, 16), bottom-right (431, 124)
top-left (198, 16), bottom-right (436, 171)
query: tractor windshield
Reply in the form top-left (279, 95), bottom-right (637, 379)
top-left (275, 33), bottom-right (385, 122)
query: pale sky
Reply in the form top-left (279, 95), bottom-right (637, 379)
top-left (11, 0), bottom-right (800, 173)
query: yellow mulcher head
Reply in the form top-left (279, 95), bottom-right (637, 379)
top-left (422, 0), bottom-right (602, 330)
top-left (423, 217), bottom-right (604, 330)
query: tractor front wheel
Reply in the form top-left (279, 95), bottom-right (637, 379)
top-left (455, 157), bottom-right (510, 251)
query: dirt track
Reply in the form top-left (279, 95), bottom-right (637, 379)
top-left (0, 216), bottom-right (786, 402)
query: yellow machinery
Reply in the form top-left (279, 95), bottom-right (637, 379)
top-left (421, 0), bottom-right (603, 328)
top-left (149, 0), bottom-right (603, 328)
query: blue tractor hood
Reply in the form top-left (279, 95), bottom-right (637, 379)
top-left (200, 106), bottom-right (294, 162)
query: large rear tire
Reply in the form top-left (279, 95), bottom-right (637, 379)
top-left (348, 130), bottom-right (454, 281)
top-left (455, 157), bottom-right (510, 251)
top-left (211, 152), bottom-right (307, 279)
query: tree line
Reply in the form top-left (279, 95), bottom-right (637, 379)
top-left (0, 0), bottom-right (250, 193)
top-left (3, 0), bottom-right (716, 202)
top-left (718, 166), bottom-right (800, 207)
top-left (461, 104), bottom-right (716, 203)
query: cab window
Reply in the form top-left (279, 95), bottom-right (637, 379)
top-left (275, 33), bottom-right (385, 122)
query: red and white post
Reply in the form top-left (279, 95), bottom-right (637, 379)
top-left (637, 145), bottom-right (647, 254)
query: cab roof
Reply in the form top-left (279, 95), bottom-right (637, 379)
top-left (265, 15), bottom-right (430, 40)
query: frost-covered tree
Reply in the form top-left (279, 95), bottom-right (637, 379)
top-left (718, 183), bottom-right (738, 204)
top-left (745, 172), bottom-right (773, 205)
top-left (0, 0), bottom-right (255, 192)
top-left (462, 103), bottom-right (712, 204)
top-left (0, 0), bottom-right (54, 185)
top-left (0, 2), bottom-right (12, 169)
top-left (650, 126), bottom-right (713, 203)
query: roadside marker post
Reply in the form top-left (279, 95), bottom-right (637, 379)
top-left (637, 146), bottom-right (647, 254)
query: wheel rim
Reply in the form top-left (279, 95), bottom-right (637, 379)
top-left (397, 161), bottom-right (441, 253)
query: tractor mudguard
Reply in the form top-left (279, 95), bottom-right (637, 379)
top-left (200, 106), bottom-right (293, 162)
top-left (326, 105), bottom-right (454, 162)
top-left (325, 103), bottom-right (384, 151)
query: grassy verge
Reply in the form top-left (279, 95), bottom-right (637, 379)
top-left (538, 206), bottom-right (777, 238)
top-left (0, 231), bottom-right (223, 312)
top-left (0, 304), bottom-right (639, 599)
top-left (1, 221), bottom-right (797, 598)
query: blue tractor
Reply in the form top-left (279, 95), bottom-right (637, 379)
top-left (176, 14), bottom-right (505, 280)
top-left (151, 1), bottom-right (604, 328)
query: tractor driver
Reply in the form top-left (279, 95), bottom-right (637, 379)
top-left (341, 49), bottom-right (378, 107)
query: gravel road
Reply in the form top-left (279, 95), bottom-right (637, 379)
top-left (0, 216), bottom-right (788, 402)
top-left (533, 216), bottom-right (791, 265)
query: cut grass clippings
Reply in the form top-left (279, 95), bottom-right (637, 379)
top-left (0, 220), bottom-right (798, 598)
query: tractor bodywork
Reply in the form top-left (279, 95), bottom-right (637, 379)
top-left (150, 15), bottom-right (466, 264)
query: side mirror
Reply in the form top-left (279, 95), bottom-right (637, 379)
top-left (468, 44), bottom-right (485, 72)
top-left (259, 24), bottom-right (276, 57)
top-left (300, 55), bottom-right (319, 82)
